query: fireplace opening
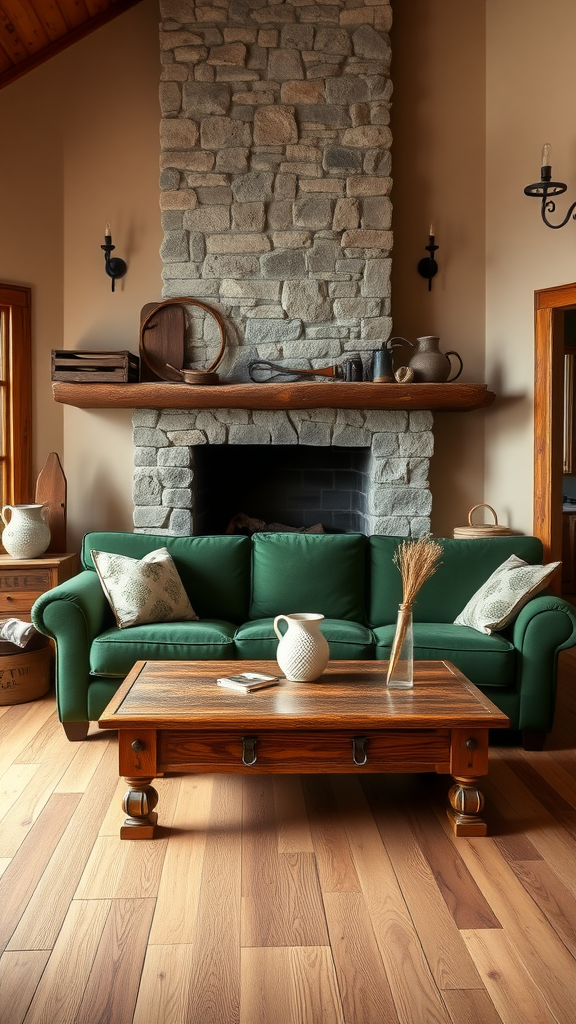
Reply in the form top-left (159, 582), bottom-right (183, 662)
top-left (192, 445), bottom-right (372, 536)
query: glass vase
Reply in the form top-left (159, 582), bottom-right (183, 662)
top-left (386, 603), bottom-right (414, 689)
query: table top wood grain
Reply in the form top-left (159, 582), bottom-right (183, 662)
top-left (98, 660), bottom-right (510, 733)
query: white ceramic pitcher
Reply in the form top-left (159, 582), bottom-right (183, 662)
top-left (1, 503), bottom-right (51, 559)
top-left (273, 612), bottom-right (330, 682)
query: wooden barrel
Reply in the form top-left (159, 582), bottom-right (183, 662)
top-left (0, 633), bottom-right (51, 705)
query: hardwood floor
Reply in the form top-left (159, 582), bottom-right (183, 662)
top-left (2, 656), bottom-right (576, 1024)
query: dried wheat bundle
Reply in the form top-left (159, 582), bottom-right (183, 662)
top-left (387, 536), bottom-right (443, 685)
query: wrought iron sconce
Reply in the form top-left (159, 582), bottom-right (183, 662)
top-left (524, 144), bottom-right (576, 229)
top-left (101, 224), bottom-right (127, 292)
top-left (417, 225), bottom-right (439, 291)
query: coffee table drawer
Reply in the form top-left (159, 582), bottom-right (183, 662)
top-left (158, 729), bottom-right (451, 773)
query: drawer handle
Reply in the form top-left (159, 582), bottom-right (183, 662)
top-left (352, 736), bottom-right (368, 766)
top-left (242, 736), bottom-right (257, 766)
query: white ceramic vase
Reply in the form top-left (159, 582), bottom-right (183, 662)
top-left (1, 504), bottom-right (51, 559)
top-left (273, 612), bottom-right (330, 682)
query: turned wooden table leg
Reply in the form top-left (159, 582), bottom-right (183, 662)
top-left (447, 775), bottom-right (487, 837)
top-left (121, 776), bottom-right (158, 839)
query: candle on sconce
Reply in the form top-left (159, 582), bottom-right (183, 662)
top-left (105, 223), bottom-right (112, 240)
top-left (541, 143), bottom-right (552, 171)
top-left (429, 223), bottom-right (435, 242)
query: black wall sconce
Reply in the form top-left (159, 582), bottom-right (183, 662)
top-left (101, 224), bottom-right (127, 292)
top-left (417, 225), bottom-right (439, 291)
top-left (524, 143), bottom-right (576, 229)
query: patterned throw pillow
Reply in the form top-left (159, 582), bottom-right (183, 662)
top-left (454, 554), bottom-right (561, 634)
top-left (91, 547), bottom-right (198, 629)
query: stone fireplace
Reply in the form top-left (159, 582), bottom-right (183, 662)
top-left (130, 0), bottom-right (433, 538)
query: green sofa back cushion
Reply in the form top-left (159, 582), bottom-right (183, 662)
top-left (368, 535), bottom-right (545, 626)
top-left (82, 532), bottom-right (251, 624)
top-left (250, 532), bottom-right (367, 622)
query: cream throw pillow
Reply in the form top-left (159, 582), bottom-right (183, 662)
top-left (454, 553), bottom-right (560, 634)
top-left (91, 547), bottom-right (198, 629)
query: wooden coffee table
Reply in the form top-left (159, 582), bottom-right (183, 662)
top-left (98, 659), bottom-right (510, 839)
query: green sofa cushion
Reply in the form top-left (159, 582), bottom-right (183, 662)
top-left (90, 619), bottom-right (237, 678)
top-left (250, 532), bottom-right (367, 622)
top-left (82, 532), bottom-right (250, 624)
top-left (235, 617), bottom-right (374, 661)
top-left (373, 622), bottom-right (515, 689)
top-left (368, 535), bottom-right (545, 627)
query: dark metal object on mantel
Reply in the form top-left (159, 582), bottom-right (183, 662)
top-left (248, 355), bottom-right (364, 383)
top-left (417, 229), bottom-right (439, 291)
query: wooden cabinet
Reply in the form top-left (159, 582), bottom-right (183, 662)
top-left (0, 553), bottom-right (77, 619)
top-left (562, 511), bottom-right (576, 594)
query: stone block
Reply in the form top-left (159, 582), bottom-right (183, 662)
top-left (213, 408), bottom-right (250, 423)
top-left (314, 27), bottom-right (351, 54)
top-left (372, 458), bottom-right (408, 484)
top-left (293, 197), bottom-right (333, 230)
top-left (194, 186), bottom-right (232, 204)
top-left (165, 430), bottom-right (207, 448)
top-left (194, 411), bottom-right (228, 442)
top-left (361, 196), bottom-right (392, 230)
top-left (158, 412), bottom-right (197, 430)
top-left (232, 171), bottom-right (274, 202)
top-left (158, 466), bottom-right (192, 488)
top-left (361, 258), bottom-right (392, 297)
top-left (341, 229), bottom-right (393, 250)
top-left (271, 231), bottom-right (312, 249)
top-left (409, 517), bottom-right (432, 538)
top-left (161, 150), bottom-right (215, 172)
top-left (274, 173), bottom-right (297, 199)
top-left (163, 279), bottom-right (220, 297)
top-left (247, 44), bottom-right (268, 71)
top-left (333, 197), bottom-right (360, 231)
top-left (352, 24), bottom-right (391, 60)
top-left (300, 6), bottom-right (340, 23)
top-left (306, 240), bottom-right (340, 274)
top-left (232, 202), bottom-right (266, 231)
top-left (408, 458), bottom-right (430, 486)
top-left (372, 485), bottom-right (431, 517)
top-left (371, 432), bottom-right (400, 457)
top-left (228, 424), bottom-right (271, 444)
top-left (162, 488), bottom-right (193, 508)
top-left (346, 176), bottom-right (392, 197)
top-left (289, 408), bottom-right (336, 424)
top-left (280, 24), bottom-right (314, 49)
top-left (409, 411), bottom-right (434, 432)
top-left (361, 316), bottom-right (393, 340)
top-left (324, 77), bottom-right (369, 105)
top-left (158, 446), bottom-right (194, 467)
top-left (224, 28), bottom-right (257, 43)
top-left (297, 421), bottom-right (332, 446)
top-left (341, 125), bottom-right (392, 148)
top-left (203, 254), bottom-right (260, 277)
top-left (185, 206), bottom-right (230, 232)
top-left (251, 4), bottom-right (296, 21)
top-left (266, 201), bottom-right (293, 230)
top-left (160, 118), bottom-right (199, 150)
top-left (258, 29), bottom-right (279, 47)
top-left (268, 49), bottom-right (304, 81)
top-left (364, 410), bottom-right (407, 433)
top-left (254, 106), bottom-right (298, 145)
top-left (280, 81), bottom-right (324, 105)
top-left (305, 60), bottom-right (344, 80)
top-left (261, 249), bottom-right (306, 280)
top-left (134, 427), bottom-right (169, 447)
top-left (323, 146), bottom-right (362, 173)
top-left (160, 230), bottom-right (190, 263)
top-left (350, 103), bottom-right (370, 127)
top-left (170, 509), bottom-right (193, 535)
top-left (194, 65), bottom-right (215, 82)
top-left (133, 411), bottom-right (160, 430)
top-left (281, 281), bottom-right (330, 322)
top-left (245, 305), bottom-right (284, 319)
top-left (300, 179), bottom-right (344, 195)
top-left (133, 506), bottom-right (170, 528)
top-left (297, 105), bottom-right (350, 128)
top-left (220, 279), bottom-right (280, 299)
top-left (182, 82), bottom-right (230, 115)
top-left (207, 43), bottom-right (247, 65)
top-left (134, 447), bottom-right (158, 466)
top-left (333, 297), bottom-right (380, 319)
top-left (160, 168), bottom-right (180, 190)
top-left (160, 189), bottom-right (198, 211)
top-left (329, 282), bottom-right (357, 298)
top-left (160, 30), bottom-right (203, 49)
top-left (160, 82), bottom-right (181, 116)
top-left (215, 148), bottom-right (249, 173)
top-left (190, 233), bottom-right (206, 261)
top-left (174, 46), bottom-right (209, 63)
top-left (252, 410), bottom-right (298, 444)
top-left (200, 116), bottom-right (251, 149)
top-left (133, 471), bottom-right (162, 505)
top-left (285, 144), bottom-right (320, 163)
top-left (399, 432), bottom-right (434, 458)
top-left (206, 233), bottom-right (270, 254)
top-left (368, 516), bottom-right (409, 536)
top-left (245, 319), bottom-right (302, 343)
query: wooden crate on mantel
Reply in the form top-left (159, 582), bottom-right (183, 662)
top-left (51, 350), bottom-right (139, 383)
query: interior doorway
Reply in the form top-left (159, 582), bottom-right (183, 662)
top-left (533, 281), bottom-right (576, 595)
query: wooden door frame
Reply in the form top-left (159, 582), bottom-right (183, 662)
top-left (533, 281), bottom-right (576, 566)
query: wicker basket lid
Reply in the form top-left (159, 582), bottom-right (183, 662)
top-left (453, 503), bottom-right (513, 539)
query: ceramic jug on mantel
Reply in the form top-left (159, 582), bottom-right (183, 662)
top-left (407, 336), bottom-right (463, 383)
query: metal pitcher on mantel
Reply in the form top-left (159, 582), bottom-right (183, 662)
top-left (407, 336), bottom-right (463, 383)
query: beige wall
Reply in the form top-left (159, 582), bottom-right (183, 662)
top-left (2, 0), bottom-right (575, 547)
top-left (0, 0), bottom-right (162, 550)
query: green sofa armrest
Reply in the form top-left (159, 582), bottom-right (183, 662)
top-left (31, 570), bottom-right (110, 724)
top-left (511, 593), bottom-right (576, 732)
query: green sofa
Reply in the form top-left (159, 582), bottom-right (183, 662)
top-left (31, 531), bottom-right (576, 748)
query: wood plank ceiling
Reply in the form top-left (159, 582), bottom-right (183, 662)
top-left (0, 0), bottom-right (143, 90)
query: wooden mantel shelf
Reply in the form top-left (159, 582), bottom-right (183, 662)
top-left (52, 381), bottom-right (495, 412)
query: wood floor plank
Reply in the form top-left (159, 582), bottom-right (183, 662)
top-left (74, 834), bottom-right (168, 899)
top-left (22, 900), bottom-right (111, 1024)
top-left (0, 701), bottom-right (58, 776)
top-left (0, 859), bottom-right (10, 879)
top-left (6, 743), bottom-right (119, 952)
top-left (500, 750), bottom-right (576, 839)
top-left (431, 805), bottom-right (576, 1024)
top-left (509, 860), bottom-right (576, 958)
top-left (148, 774), bottom-right (211, 945)
top-left (184, 774), bottom-right (243, 1024)
top-left (302, 775), bottom-right (360, 893)
top-left (524, 750), bottom-right (576, 808)
top-left (0, 950), bottom-right (50, 1024)
top-left (273, 776), bottom-right (314, 853)
top-left (330, 775), bottom-right (453, 1024)
top-left (133, 945), bottom-right (195, 1024)
top-left (0, 740), bottom-right (79, 858)
top-left (0, 792), bottom-right (80, 954)
top-left (362, 776), bottom-right (483, 991)
top-left (240, 947), bottom-right (345, 1024)
top-left (54, 733), bottom-right (111, 793)
top-left (15, 709), bottom-right (66, 764)
top-left (242, 775), bottom-right (328, 947)
top-left (0, 763), bottom-right (40, 826)
top-left (442, 988), bottom-right (505, 1024)
top-left (323, 890), bottom-right (400, 1023)
top-left (461, 929), bottom-right (561, 1024)
top-left (76, 898), bottom-right (156, 1024)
